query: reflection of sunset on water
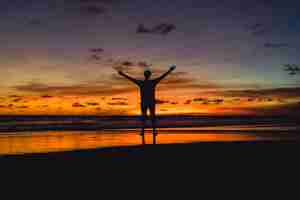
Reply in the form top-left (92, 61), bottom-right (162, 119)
top-left (0, 129), bottom-right (289, 155)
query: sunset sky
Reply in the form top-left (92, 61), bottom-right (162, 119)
top-left (0, 0), bottom-right (300, 115)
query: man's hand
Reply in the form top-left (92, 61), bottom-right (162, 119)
top-left (170, 65), bottom-right (176, 71)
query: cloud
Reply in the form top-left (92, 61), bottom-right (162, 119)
top-left (80, 5), bottom-right (106, 16)
top-left (283, 64), bottom-right (300, 76)
top-left (41, 95), bottom-right (53, 98)
top-left (12, 98), bottom-right (23, 102)
top-left (63, 0), bottom-right (120, 17)
top-left (111, 69), bottom-right (223, 92)
top-left (221, 87), bottom-right (300, 98)
top-left (72, 102), bottom-right (86, 107)
top-left (13, 81), bottom-right (136, 96)
top-left (137, 61), bottom-right (151, 68)
top-left (153, 23), bottom-right (176, 35)
top-left (90, 54), bottom-right (101, 61)
top-left (121, 61), bottom-right (134, 67)
top-left (184, 100), bottom-right (192, 105)
top-left (0, 105), bottom-right (6, 108)
top-left (112, 97), bottom-right (127, 101)
top-left (9, 95), bottom-right (22, 98)
top-left (95, 107), bottom-right (102, 111)
top-left (136, 23), bottom-right (176, 35)
top-left (89, 48), bottom-right (104, 53)
top-left (238, 102), bottom-right (300, 116)
top-left (107, 101), bottom-right (128, 106)
top-left (155, 99), bottom-right (169, 104)
top-left (264, 43), bottom-right (289, 48)
top-left (193, 98), bottom-right (206, 102)
top-left (192, 98), bottom-right (224, 105)
top-left (115, 60), bottom-right (150, 71)
top-left (86, 102), bottom-right (99, 106)
top-left (16, 106), bottom-right (29, 109)
top-left (247, 23), bottom-right (271, 36)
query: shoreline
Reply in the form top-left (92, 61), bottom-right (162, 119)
top-left (2, 141), bottom-right (299, 160)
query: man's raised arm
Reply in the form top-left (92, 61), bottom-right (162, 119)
top-left (118, 71), bottom-right (139, 85)
top-left (154, 65), bottom-right (176, 83)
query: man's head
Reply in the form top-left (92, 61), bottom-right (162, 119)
top-left (144, 70), bottom-right (152, 80)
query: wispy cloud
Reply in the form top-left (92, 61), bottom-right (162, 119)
top-left (72, 102), bottom-right (85, 107)
top-left (41, 95), bottom-right (53, 98)
top-left (264, 43), bottom-right (289, 49)
top-left (13, 81), bottom-right (135, 96)
top-left (107, 101), bottom-right (128, 106)
top-left (86, 102), bottom-right (99, 106)
top-left (247, 23), bottom-right (271, 36)
top-left (220, 87), bottom-right (300, 98)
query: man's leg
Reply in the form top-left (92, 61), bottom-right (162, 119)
top-left (140, 105), bottom-right (147, 136)
top-left (150, 105), bottom-right (157, 136)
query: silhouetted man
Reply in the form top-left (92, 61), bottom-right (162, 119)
top-left (118, 65), bottom-right (176, 135)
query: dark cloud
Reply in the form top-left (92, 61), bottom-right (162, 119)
top-left (155, 99), bottom-right (169, 104)
top-left (86, 102), bottom-right (99, 106)
top-left (136, 24), bottom-right (153, 34)
top-left (192, 98), bottom-right (224, 105)
top-left (221, 87), bottom-right (300, 99)
top-left (72, 102), bottom-right (86, 107)
top-left (193, 98), bottom-right (206, 102)
top-left (184, 100), bottom-right (192, 105)
top-left (0, 105), bottom-right (6, 108)
top-left (16, 106), bottom-right (29, 109)
top-left (9, 95), bottom-right (22, 98)
top-left (112, 97), bottom-right (127, 101)
top-left (13, 81), bottom-right (136, 96)
top-left (211, 99), bottom-right (224, 104)
top-left (112, 60), bottom-right (151, 73)
top-left (136, 23), bottom-right (176, 35)
top-left (95, 107), bottom-right (101, 111)
top-left (283, 64), bottom-right (300, 76)
top-left (247, 23), bottom-right (271, 36)
top-left (41, 95), bottom-right (53, 98)
top-left (8, 104), bottom-right (13, 108)
top-left (63, 0), bottom-right (121, 17)
top-left (13, 98), bottom-right (22, 102)
top-left (107, 101), bottom-right (128, 106)
top-left (80, 5), bottom-right (105, 16)
top-left (153, 23), bottom-right (176, 35)
top-left (264, 43), bottom-right (289, 49)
